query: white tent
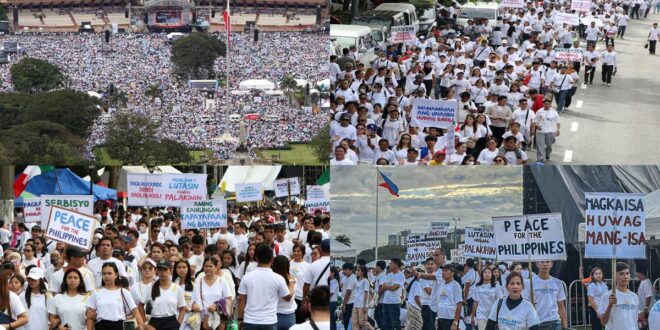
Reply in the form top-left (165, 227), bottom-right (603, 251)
top-left (219, 166), bottom-right (282, 193)
top-left (331, 239), bottom-right (356, 258)
top-left (239, 79), bottom-right (275, 91)
top-left (294, 79), bottom-right (308, 87)
top-left (644, 189), bottom-right (660, 236)
top-left (316, 79), bottom-right (330, 90)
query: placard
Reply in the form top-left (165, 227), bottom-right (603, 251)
top-left (502, 0), bottom-right (525, 8)
top-left (23, 198), bottom-right (42, 223)
top-left (571, 0), bottom-right (592, 12)
top-left (554, 12), bottom-right (580, 26)
top-left (126, 174), bottom-right (207, 207)
top-left (428, 222), bottom-right (451, 238)
top-left (391, 25), bottom-right (416, 44)
top-left (464, 227), bottom-right (497, 259)
top-left (584, 193), bottom-right (646, 259)
top-left (273, 178), bottom-right (301, 198)
top-left (305, 185), bottom-right (330, 214)
top-left (407, 233), bottom-right (426, 244)
top-left (451, 245), bottom-right (466, 264)
top-left (45, 206), bottom-right (96, 251)
top-left (40, 195), bottom-right (94, 228)
top-left (555, 48), bottom-right (584, 62)
top-left (406, 238), bottom-right (442, 262)
top-left (492, 213), bottom-right (566, 262)
top-left (411, 98), bottom-right (458, 129)
top-left (235, 183), bottom-right (263, 202)
top-left (180, 199), bottom-right (228, 229)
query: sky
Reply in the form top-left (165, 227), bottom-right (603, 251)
top-left (331, 166), bottom-right (523, 254)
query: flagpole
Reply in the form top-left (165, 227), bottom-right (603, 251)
top-left (375, 168), bottom-right (379, 262)
top-left (225, 0), bottom-right (230, 133)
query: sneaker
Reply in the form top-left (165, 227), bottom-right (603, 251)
top-left (606, 83), bottom-right (612, 86)
top-left (601, 82), bottom-right (606, 85)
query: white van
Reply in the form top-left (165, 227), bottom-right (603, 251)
top-left (456, 2), bottom-right (501, 28)
top-left (330, 24), bottom-right (375, 60)
top-left (352, 10), bottom-right (405, 47)
top-left (374, 3), bottom-right (420, 30)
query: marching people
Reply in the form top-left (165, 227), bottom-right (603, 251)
top-left (485, 272), bottom-right (540, 330)
top-left (470, 267), bottom-right (503, 330)
top-left (523, 261), bottom-right (568, 329)
top-left (48, 269), bottom-right (89, 330)
top-left (599, 263), bottom-right (640, 329)
top-left (141, 260), bottom-right (186, 330)
top-left (86, 262), bottom-right (145, 330)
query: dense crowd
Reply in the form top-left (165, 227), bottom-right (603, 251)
top-left (329, 0), bottom-right (658, 165)
top-left (0, 202), bottom-right (332, 330)
top-left (0, 31), bottom-right (329, 160)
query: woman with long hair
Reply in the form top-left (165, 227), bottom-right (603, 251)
top-left (192, 257), bottom-right (232, 330)
top-left (220, 250), bottom-right (239, 279)
top-left (329, 267), bottom-right (339, 330)
top-left (289, 244), bottom-right (310, 323)
top-left (271, 256), bottom-right (297, 330)
top-left (470, 267), bottom-right (503, 330)
top-left (130, 259), bottom-right (157, 320)
top-left (460, 114), bottom-right (487, 156)
top-left (48, 268), bottom-right (89, 330)
top-left (172, 260), bottom-right (198, 330)
top-left (484, 272), bottom-right (540, 330)
top-left (586, 267), bottom-right (607, 330)
top-left (393, 133), bottom-right (415, 163)
top-left (20, 267), bottom-right (52, 330)
top-left (0, 271), bottom-right (28, 330)
top-left (86, 262), bottom-right (144, 330)
top-left (33, 237), bottom-right (51, 268)
top-left (143, 261), bottom-right (186, 330)
top-left (21, 243), bottom-right (43, 272)
top-left (8, 274), bottom-right (25, 296)
top-left (236, 243), bottom-right (257, 280)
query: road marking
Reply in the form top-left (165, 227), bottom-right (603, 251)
top-left (576, 100), bottom-right (583, 108)
top-left (571, 122), bottom-right (579, 132)
top-left (564, 150), bottom-right (574, 163)
top-left (581, 83), bottom-right (587, 89)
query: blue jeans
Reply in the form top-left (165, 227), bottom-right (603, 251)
top-left (243, 323), bottom-right (277, 330)
top-left (420, 305), bottom-right (436, 330)
top-left (374, 304), bottom-right (384, 329)
top-left (382, 303), bottom-right (400, 330)
top-left (538, 320), bottom-right (561, 330)
top-left (276, 313), bottom-right (295, 330)
top-left (330, 302), bottom-right (337, 330)
top-left (554, 89), bottom-right (569, 112)
top-left (434, 79), bottom-right (444, 99)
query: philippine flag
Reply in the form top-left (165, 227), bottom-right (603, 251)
top-left (378, 170), bottom-right (400, 197)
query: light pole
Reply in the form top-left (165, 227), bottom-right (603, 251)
top-left (453, 217), bottom-right (460, 250)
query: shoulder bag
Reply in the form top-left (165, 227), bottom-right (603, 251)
top-left (120, 289), bottom-right (136, 330)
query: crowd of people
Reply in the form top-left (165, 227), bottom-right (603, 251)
top-left (331, 248), bottom-right (660, 330)
top-left (329, 0), bottom-right (658, 165)
top-left (0, 31), bottom-right (328, 161)
top-left (0, 201), bottom-right (332, 330)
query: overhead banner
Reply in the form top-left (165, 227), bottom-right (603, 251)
top-left (273, 178), bottom-right (301, 198)
top-left (391, 25), bottom-right (416, 44)
top-left (23, 198), bottom-right (42, 223)
top-left (40, 195), bottom-right (94, 228)
top-left (235, 183), bottom-right (263, 202)
top-left (305, 185), bottom-right (330, 214)
top-left (428, 222), bottom-right (451, 238)
top-left (555, 48), bottom-right (584, 62)
top-left (554, 12), bottom-right (579, 26)
top-left (180, 199), bottom-right (228, 229)
top-left (584, 193), bottom-right (646, 259)
top-left (126, 174), bottom-right (207, 207)
top-left (502, 0), bottom-right (525, 7)
top-left (464, 227), bottom-right (497, 259)
top-left (411, 98), bottom-right (458, 129)
top-left (571, 0), bottom-right (592, 11)
top-left (492, 213), bottom-right (566, 262)
top-left (45, 206), bottom-right (96, 251)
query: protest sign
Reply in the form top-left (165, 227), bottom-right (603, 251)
top-left (411, 98), bottom-right (458, 129)
top-left (554, 12), bottom-right (579, 26)
top-left (407, 233), bottom-right (426, 244)
top-left (555, 48), bottom-right (584, 62)
top-left (464, 227), bottom-right (497, 259)
top-left (571, 0), bottom-right (592, 11)
top-left (273, 178), bottom-right (301, 198)
top-left (40, 195), bottom-right (94, 228)
top-left (492, 213), bottom-right (566, 262)
top-left (428, 222), bottom-right (451, 238)
top-left (451, 245), bottom-right (466, 264)
top-left (391, 25), bottom-right (416, 44)
top-left (181, 199), bottom-right (228, 229)
top-left (406, 238), bottom-right (443, 262)
top-left (127, 174), bottom-right (207, 207)
top-left (584, 193), bottom-right (646, 259)
top-left (23, 198), bottom-right (41, 223)
top-left (235, 183), bottom-right (263, 202)
top-left (45, 206), bottom-right (96, 251)
top-left (579, 17), bottom-right (603, 27)
top-left (305, 185), bottom-right (330, 214)
top-left (502, 0), bottom-right (525, 7)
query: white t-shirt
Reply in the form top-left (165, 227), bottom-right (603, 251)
top-left (130, 281), bottom-right (154, 305)
top-left (87, 257), bottom-right (128, 288)
top-left (19, 292), bottom-right (53, 330)
top-left (473, 284), bottom-right (504, 321)
top-left (145, 283), bottom-right (186, 318)
top-left (303, 256), bottom-right (330, 290)
top-left (237, 267), bottom-right (290, 325)
top-left (435, 280), bottom-right (463, 320)
top-left (522, 276), bottom-right (566, 323)
top-left (488, 298), bottom-right (540, 330)
top-left (637, 278), bottom-right (655, 312)
top-left (381, 271), bottom-right (405, 304)
top-left (192, 276), bottom-right (231, 312)
top-left (649, 300), bottom-right (660, 330)
top-left (478, 148), bottom-right (499, 165)
top-left (330, 279), bottom-right (339, 303)
top-left (87, 288), bottom-right (137, 322)
top-left (598, 289), bottom-right (639, 330)
top-left (48, 293), bottom-right (89, 330)
top-left (353, 278), bottom-right (370, 308)
top-left (50, 267), bottom-right (96, 293)
top-left (290, 260), bottom-right (310, 300)
top-left (420, 278), bottom-right (435, 306)
top-left (587, 281), bottom-right (609, 312)
top-left (289, 320), bottom-right (330, 330)
top-left (343, 274), bottom-right (357, 304)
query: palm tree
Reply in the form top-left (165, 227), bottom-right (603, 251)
top-left (335, 234), bottom-right (352, 247)
top-left (145, 83), bottom-right (162, 100)
top-left (279, 75), bottom-right (299, 107)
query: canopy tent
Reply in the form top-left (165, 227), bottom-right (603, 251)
top-left (14, 191), bottom-right (38, 208)
top-left (19, 168), bottom-right (117, 201)
top-left (330, 238), bottom-right (356, 258)
top-left (644, 189), bottom-right (660, 237)
top-left (294, 79), bottom-right (308, 87)
top-left (218, 166), bottom-right (282, 193)
top-left (239, 79), bottom-right (275, 91)
top-left (316, 79), bottom-right (330, 90)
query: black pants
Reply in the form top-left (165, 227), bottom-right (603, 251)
top-left (149, 316), bottom-right (180, 330)
top-left (632, 4), bottom-right (640, 18)
top-left (490, 126), bottom-right (506, 145)
top-left (602, 65), bottom-right (614, 84)
top-left (650, 40), bottom-right (657, 54)
top-left (342, 303), bottom-right (353, 328)
top-left (95, 320), bottom-right (124, 330)
top-left (438, 318), bottom-right (455, 330)
top-left (585, 65), bottom-right (596, 83)
top-left (605, 36), bottom-right (615, 47)
top-left (590, 307), bottom-right (603, 330)
top-left (565, 86), bottom-right (577, 108)
top-left (423, 80), bottom-right (433, 97)
top-left (421, 305), bottom-right (437, 330)
top-left (573, 62), bottom-right (581, 73)
top-left (617, 26), bottom-right (627, 38)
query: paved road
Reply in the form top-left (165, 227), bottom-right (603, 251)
top-left (528, 13), bottom-right (660, 164)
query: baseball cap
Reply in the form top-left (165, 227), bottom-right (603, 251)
top-left (367, 124), bottom-right (378, 131)
top-left (27, 267), bottom-right (45, 280)
top-left (142, 258), bottom-right (157, 268)
top-left (156, 260), bottom-right (171, 270)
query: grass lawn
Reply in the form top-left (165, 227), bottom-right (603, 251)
top-left (94, 148), bottom-right (213, 165)
top-left (257, 144), bottom-right (324, 165)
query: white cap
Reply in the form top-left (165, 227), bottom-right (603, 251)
top-left (27, 267), bottom-right (45, 280)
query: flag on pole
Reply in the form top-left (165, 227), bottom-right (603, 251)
top-left (223, 2), bottom-right (231, 50)
top-left (377, 170), bottom-right (399, 197)
top-left (13, 165), bottom-right (54, 197)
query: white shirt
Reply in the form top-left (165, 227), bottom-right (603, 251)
top-left (598, 289), bottom-right (639, 330)
top-left (354, 278), bottom-right (370, 308)
top-left (650, 28), bottom-right (660, 41)
top-left (130, 280), bottom-right (154, 305)
top-left (534, 108), bottom-right (560, 134)
top-left (289, 320), bottom-right (330, 330)
top-left (343, 273), bottom-right (357, 304)
top-left (87, 257), bottom-right (128, 288)
top-left (587, 281), bottom-right (609, 312)
top-left (420, 278), bottom-right (435, 306)
top-left (381, 271), bottom-right (405, 304)
top-left (330, 279), bottom-right (339, 303)
top-left (290, 260), bottom-right (310, 300)
top-left (48, 293), bottom-right (89, 330)
top-left (304, 256), bottom-right (330, 289)
top-left (237, 267), bottom-right (290, 324)
top-left (145, 283), bottom-right (186, 318)
top-left (473, 284), bottom-right (504, 321)
top-left (649, 300), bottom-right (660, 330)
top-left (523, 276), bottom-right (566, 323)
top-left (407, 280), bottom-right (422, 309)
top-left (19, 292), bottom-right (53, 330)
top-left (193, 276), bottom-right (230, 312)
top-left (488, 298), bottom-right (540, 330)
top-left (2, 291), bottom-right (25, 320)
top-left (637, 278), bottom-right (655, 311)
top-left (50, 267), bottom-right (96, 293)
top-left (435, 280), bottom-right (462, 319)
top-left (87, 288), bottom-right (137, 322)
top-left (477, 148), bottom-right (499, 165)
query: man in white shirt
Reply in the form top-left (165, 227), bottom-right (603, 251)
top-left (599, 262), bottom-right (640, 330)
top-left (600, 44), bottom-right (618, 86)
top-left (330, 145), bottom-right (356, 165)
top-left (87, 236), bottom-right (128, 288)
top-left (585, 21), bottom-right (601, 47)
top-left (617, 13), bottom-right (629, 38)
top-left (289, 286), bottom-right (330, 330)
top-left (648, 22), bottom-right (659, 55)
top-left (380, 258), bottom-right (405, 330)
top-left (636, 267), bottom-right (656, 324)
top-left (523, 261), bottom-right (568, 329)
top-left (340, 263), bottom-right (357, 328)
top-left (533, 99), bottom-right (560, 162)
top-left (550, 65), bottom-right (575, 113)
top-left (303, 239), bottom-right (331, 297)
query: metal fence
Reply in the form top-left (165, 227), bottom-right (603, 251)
top-left (566, 279), bottom-right (643, 330)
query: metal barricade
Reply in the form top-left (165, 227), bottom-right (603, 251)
top-left (655, 278), bottom-right (660, 299)
top-left (566, 278), bottom-right (641, 330)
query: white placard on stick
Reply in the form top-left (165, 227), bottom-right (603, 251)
top-left (391, 25), bottom-right (416, 44)
top-left (40, 195), bottom-right (94, 228)
top-left (23, 198), bottom-right (42, 223)
top-left (464, 227), bottom-right (497, 259)
top-left (411, 98), bottom-right (458, 129)
top-left (305, 185), bottom-right (330, 214)
top-left (126, 173), bottom-right (207, 207)
top-left (45, 206), bottom-right (96, 251)
top-left (180, 199), bottom-right (228, 229)
top-left (235, 183), bottom-right (263, 202)
top-left (273, 178), bottom-right (301, 198)
top-left (493, 213), bottom-right (566, 262)
top-left (428, 222), bottom-right (451, 238)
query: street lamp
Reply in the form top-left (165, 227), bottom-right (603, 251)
top-left (452, 217), bottom-right (460, 250)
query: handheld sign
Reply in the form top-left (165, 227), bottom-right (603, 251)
top-left (464, 227), bottom-right (497, 259)
top-left (273, 178), bottom-right (301, 198)
top-left (305, 185), bottom-right (330, 215)
top-left (451, 245), bottom-right (467, 264)
top-left (553, 12), bottom-right (580, 26)
top-left (45, 206), bottom-right (96, 251)
top-left (23, 198), bottom-right (42, 223)
top-left (126, 174), bottom-right (207, 207)
top-left (235, 183), bottom-right (263, 202)
top-left (180, 199), bottom-right (228, 229)
top-left (428, 222), bottom-right (451, 238)
top-left (406, 236), bottom-right (442, 262)
top-left (411, 98), bottom-right (458, 130)
top-left (571, 0), bottom-right (592, 11)
top-left (492, 213), bottom-right (566, 262)
top-left (40, 195), bottom-right (94, 228)
top-left (502, 0), bottom-right (525, 8)
top-left (391, 25), bottom-right (416, 44)
top-left (555, 48), bottom-right (584, 62)
top-left (584, 193), bottom-right (646, 259)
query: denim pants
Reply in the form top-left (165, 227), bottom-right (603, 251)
top-left (381, 303), bottom-right (401, 330)
top-left (342, 303), bottom-right (354, 329)
top-left (537, 320), bottom-right (561, 330)
top-left (330, 302), bottom-right (338, 330)
top-left (420, 305), bottom-right (436, 330)
top-left (554, 89), bottom-right (569, 112)
top-left (276, 313), bottom-right (296, 330)
top-left (243, 323), bottom-right (277, 330)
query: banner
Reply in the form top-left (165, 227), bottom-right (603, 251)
top-left (406, 238), bottom-right (442, 262)
top-left (571, 0), bottom-right (592, 11)
top-left (584, 193), bottom-right (646, 259)
top-left (555, 48), bottom-right (584, 62)
top-left (180, 199), bottom-right (228, 229)
top-left (273, 178), bottom-right (301, 198)
top-left (579, 17), bottom-right (604, 27)
top-left (391, 25), bottom-right (416, 44)
top-left (451, 245), bottom-right (466, 264)
top-left (554, 13), bottom-right (580, 26)
top-left (235, 183), bottom-right (263, 202)
top-left (502, 0), bottom-right (525, 8)
top-left (305, 185), bottom-right (330, 214)
top-left (428, 222), bottom-right (451, 238)
top-left (492, 213), bottom-right (566, 262)
top-left (411, 98), bottom-right (458, 129)
top-left (464, 227), bottom-right (497, 259)
top-left (407, 233), bottom-right (427, 244)
top-left (126, 174), bottom-right (207, 207)
top-left (45, 206), bottom-right (96, 251)
top-left (40, 195), bottom-right (94, 228)
top-left (23, 198), bottom-right (42, 223)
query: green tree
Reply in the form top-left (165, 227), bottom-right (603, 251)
top-left (279, 75), bottom-right (299, 107)
top-left (0, 121), bottom-right (86, 164)
top-left (171, 33), bottom-right (226, 81)
top-left (145, 84), bottom-right (163, 100)
top-left (103, 112), bottom-right (192, 165)
top-left (10, 57), bottom-right (64, 93)
top-left (0, 6), bottom-right (8, 21)
top-left (356, 245), bottom-right (407, 263)
top-left (335, 234), bottom-right (352, 247)
top-left (309, 124), bottom-right (330, 164)
top-left (410, 0), bottom-right (434, 17)
top-left (23, 90), bottom-right (101, 137)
